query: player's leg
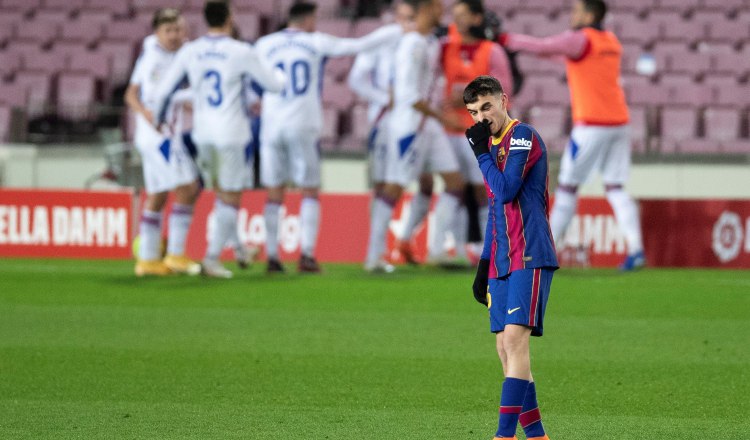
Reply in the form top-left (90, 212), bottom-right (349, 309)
top-left (230, 142), bottom-right (260, 270)
top-left (134, 140), bottom-right (173, 276)
top-left (163, 133), bottom-right (202, 274)
top-left (496, 268), bottom-right (554, 439)
top-left (290, 134), bottom-right (323, 273)
top-left (601, 125), bottom-right (645, 271)
top-left (423, 121), bottom-right (464, 263)
top-left (398, 173), bottom-right (432, 265)
top-left (363, 123), bottom-right (395, 273)
top-left (202, 145), bottom-right (246, 278)
top-left (260, 133), bottom-right (288, 273)
top-left (550, 126), bottom-right (599, 249)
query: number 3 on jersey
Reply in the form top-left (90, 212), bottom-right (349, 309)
top-left (203, 70), bottom-right (222, 107)
top-left (276, 60), bottom-right (310, 98)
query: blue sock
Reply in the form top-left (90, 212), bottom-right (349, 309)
top-left (520, 382), bottom-right (545, 438)
top-left (496, 377), bottom-right (529, 438)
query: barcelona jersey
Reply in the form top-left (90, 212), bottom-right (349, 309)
top-left (479, 120), bottom-right (559, 278)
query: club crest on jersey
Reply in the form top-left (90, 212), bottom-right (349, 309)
top-left (510, 137), bottom-right (532, 148)
top-left (496, 145), bottom-right (506, 162)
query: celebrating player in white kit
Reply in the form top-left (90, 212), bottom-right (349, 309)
top-left (153, 1), bottom-right (284, 278)
top-left (255, 2), bottom-right (403, 273)
top-left (364, 0), bottom-right (465, 271)
top-left (125, 8), bottom-right (201, 277)
top-left (347, 2), bottom-right (415, 273)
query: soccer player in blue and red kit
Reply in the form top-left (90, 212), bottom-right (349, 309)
top-left (463, 75), bottom-right (558, 440)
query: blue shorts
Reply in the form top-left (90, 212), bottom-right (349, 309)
top-left (488, 267), bottom-right (554, 336)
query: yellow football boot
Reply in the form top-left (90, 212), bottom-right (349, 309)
top-left (163, 254), bottom-right (201, 275)
top-left (135, 259), bottom-right (172, 277)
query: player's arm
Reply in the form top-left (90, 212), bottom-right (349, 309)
top-left (500, 30), bottom-right (588, 61)
top-left (152, 47), bottom-right (190, 126)
top-left (245, 43), bottom-right (284, 94)
top-left (317, 24), bottom-right (402, 58)
top-left (347, 52), bottom-right (390, 107)
top-left (124, 53), bottom-right (153, 124)
top-left (471, 205), bottom-right (493, 306)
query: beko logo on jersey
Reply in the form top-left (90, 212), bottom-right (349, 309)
top-left (510, 137), bottom-right (532, 148)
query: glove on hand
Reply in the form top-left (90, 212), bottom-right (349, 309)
top-left (472, 258), bottom-right (490, 306)
top-left (465, 119), bottom-right (492, 158)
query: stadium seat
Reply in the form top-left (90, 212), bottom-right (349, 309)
top-left (0, 51), bottom-right (23, 77)
top-left (667, 50), bottom-right (711, 76)
top-left (0, 81), bottom-right (28, 109)
top-left (517, 54), bottom-right (564, 76)
top-left (0, 23), bottom-right (13, 47)
top-left (660, 73), bottom-right (713, 106)
top-left (705, 18), bottom-right (750, 45)
top-left (105, 20), bottom-right (152, 42)
top-left (42, 0), bottom-right (85, 11)
top-left (66, 48), bottom-right (112, 81)
top-left (57, 72), bottom-right (96, 121)
top-left (659, 106), bottom-right (699, 154)
top-left (324, 56), bottom-right (354, 82)
top-left (700, 0), bottom-right (745, 11)
top-left (527, 105), bottom-right (568, 153)
top-left (617, 17), bottom-right (660, 46)
top-left (95, 41), bottom-right (137, 86)
top-left (703, 107), bottom-right (741, 144)
top-left (703, 74), bottom-right (746, 106)
top-left (654, 0), bottom-right (700, 14)
top-left (61, 17), bottom-right (106, 46)
top-left (348, 103), bottom-right (371, 145)
top-left (33, 9), bottom-right (71, 22)
top-left (317, 18), bottom-right (352, 37)
top-left (537, 77), bottom-right (570, 105)
top-left (13, 71), bottom-right (52, 118)
top-left (320, 107), bottom-right (340, 152)
top-left (629, 105), bottom-right (650, 153)
top-left (1, 0), bottom-right (40, 14)
top-left (721, 139), bottom-right (750, 154)
top-left (350, 18), bottom-right (382, 38)
top-left (182, 11), bottom-right (208, 40)
top-left (659, 17), bottom-right (704, 44)
top-left (233, 12), bottom-right (261, 42)
top-left (15, 18), bottom-right (61, 46)
top-left (0, 104), bottom-right (11, 142)
top-left (625, 78), bottom-right (668, 106)
top-left (84, 0), bottom-right (131, 17)
top-left (322, 78), bottom-right (355, 110)
top-left (22, 49), bottom-right (68, 74)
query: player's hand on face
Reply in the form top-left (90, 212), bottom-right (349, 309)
top-left (465, 119), bottom-right (492, 157)
top-left (472, 258), bottom-right (490, 306)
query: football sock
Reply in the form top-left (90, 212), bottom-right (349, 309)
top-left (300, 196), bottom-right (320, 257)
top-left (520, 382), bottom-right (546, 438)
top-left (429, 190), bottom-right (461, 258)
top-left (606, 188), bottom-right (644, 254)
top-left (478, 204), bottom-right (489, 241)
top-left (264, 201), bottom-right (282, 259)
top-left (365, 195), bottom-right (396, 265)
top-left (401, 190), bottom-right (431, 242)
top-left (549, 187), bottom-right (578, 248)
top-left (496, 377), bottom-right (530, 438)
top-left (167, 203), bottom-right (193, 256)
top-left (138, 210), bottom-right (162, 261)
top-left (206, 199), bottom-right (237, 261)
top-left (453, 205), bottom-right (469, 259)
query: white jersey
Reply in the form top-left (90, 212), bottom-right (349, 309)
top-left (390, 31), bottom-right (441, 136)
top-left (255, 24), bottom-right (402, 134)
top-left (129, 37), bottom-right (188, 148)
top-left (153, 33), bottom-right (283, 148)
top-left (347, 24), bottom-right (400, 122)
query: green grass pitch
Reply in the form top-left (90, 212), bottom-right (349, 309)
top-left (0, 259), bottom-right (748, 439)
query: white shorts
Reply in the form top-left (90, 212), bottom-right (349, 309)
top-left (136, 131), bottom-right (199, 194)
top-left (193, 141), bottom-right (250, 192)
top-left (368, 115), bottom-right (389, 184)
top-left (385, 118), bottom-right (460, 187)
top-left (260, 128), bottom-right (321, 188)
top-left (449, 134), bottom-right (484, 185)
top-left (558, 124), bottom-right (632, 187)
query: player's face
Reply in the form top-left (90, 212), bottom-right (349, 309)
top-left (452, 3), bottom-right (482, 35)
top-left (465, 93), bottom-right (509, 136)
top-left (156, 20), bottom-right (184, 52)
top-left (394, 3), bottom-right (415, 28)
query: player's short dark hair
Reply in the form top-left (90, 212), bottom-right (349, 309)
top-left (581, 0), bottom-right (607, 24)
top-left (204, 1), bottom-right (230, 28)
top-left (289, 2), bottom-right (317, 22)
top-left (152, 7), bottom-right (181, 30)
top-left (463, 75), bottom-right (504, 104)
top-left (456, 0), bottom-right (484, 15)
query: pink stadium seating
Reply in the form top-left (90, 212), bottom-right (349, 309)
top-left (348, 103), bottom-right (370, 145)
top-left (66, 49), bottom-right (112, 81)
top-left (15, 19), bottom-right (61, 46)
top-left (668, 50), bottom-right (712, 76)
top-left (95, 41), bottom-right (136, 85)
top-left (324, 56), bottom-right (354, 82)
top-left (105, 20), bottom-right (152, 42)
top-left (320, 107), bottom-right (340, 152)
top-left (659, 107), bottom-right (699, 153)
top-left (0, 81), bottom-right (28, 108)
top-left (703, 107), bottom-right (741, 144)
top-left (233, 12), bottom-right (261, 41)
top-left (22, 49), bottom-right (68, 73)
top-left (629, 106), bottom-right (650, 153)
top-left (57, 72), bottom-right (96, 120)
top-left (527, 105), bottom-right (568, 153)
top-left (618, 17), bottom-right (661, 46)
top-left (183, 11), bottom-right (208, 39)
top-left (660, 73), bottom-right (713, 106)
top-left (701, 0), bottom-right (745, 10)
top-left (0, 51), bottom-right (22, 77)
top-left (705, 19), bottom-right (750, 45)
top-left (13, 71), bottom-right (52, 118)
top-left (351, 18), bottom-right (382, 38)
top-left (43, 0), bottom-right (85, 11)
top-left (84, 0), bottom-right (131, 17)
top-left (322, 78), bottom-right (355, 110)
top-left (1, 0), bottom-right (40, 14)
top-left (654, 0), bottom-right (700, 14)
top-left (33, 9), bottom-right (72, 22)
top-left (61, 18), bottom-right (106, 46)
top-left (317, 18), bottom-right (352, 37)
top-left (0, 104), bottom-right (11, 142)
top-left (659, 18), bottom-right (704, 44)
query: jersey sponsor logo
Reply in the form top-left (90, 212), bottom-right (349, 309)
top-left (509, 137), bottom-right (532, 148)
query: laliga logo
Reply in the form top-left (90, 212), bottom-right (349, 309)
top-left (712, 211), bottom-right (748, 263)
